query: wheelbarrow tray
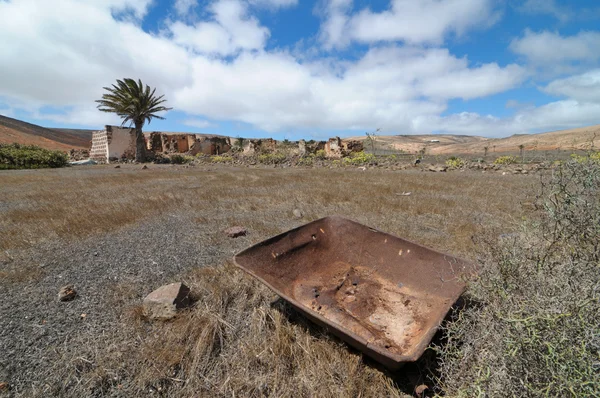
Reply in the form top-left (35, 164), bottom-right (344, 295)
top-left (233, 216), bottom-right (469, 370)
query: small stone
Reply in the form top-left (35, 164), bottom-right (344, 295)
top-left (224, 226), bottom-right (247, 238)
top-left (143, 282), bottom-right (191, 320)
top-left (415, 384), bottom-right (428, 397)
top-left (141, 165), bottom-right (148, 170)
top-left (58, 284), bottom-right (76, 302)
top-left (114, 165), bottom-right (121, 168)
top-left (0, 382), bottom-right (9, 391)
top-left (428, 165), bottom-right (447, 172)
top-left (292, 209), bottom-right (303, 218)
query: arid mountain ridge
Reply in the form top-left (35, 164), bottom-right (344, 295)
top-left (1, 114), bottom-right (599, 154)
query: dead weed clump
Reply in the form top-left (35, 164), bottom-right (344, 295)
top-left (111, 263), bottom-right (405, 397)
top-left (436, 159), bottom-right (600, 397)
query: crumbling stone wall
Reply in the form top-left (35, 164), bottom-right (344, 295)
top-left (89, 126), bottom-right (135, 163)
top-left (342, 140), bottom-right (364, 154)
top-left (90, 129), bottom-right (109, 162)
top-left (242, 138), bottom-right (277, 155)
top-left (190, 136), bottom-right (231, 155)
top-left (325, 137), bottom-right (343, 158)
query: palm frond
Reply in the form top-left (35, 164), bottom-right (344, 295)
top-left (95, 78), bottom-right (173, 129)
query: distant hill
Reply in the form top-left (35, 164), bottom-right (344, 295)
top-left (346, 125), bottom-right (600, 155)
top-left (2, 113), bottom-right (600, 155)
top-left (429, 125), bottom-right (600, 155)
top-left (346, 134), bottom-right (487, 154)
top-left (0, 115), bottom-right (91, 150)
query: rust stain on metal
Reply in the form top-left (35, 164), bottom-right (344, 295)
top-left (233, 216), bottom-right (470, 370)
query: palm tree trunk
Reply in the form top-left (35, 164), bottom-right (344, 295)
top-left (134, 121), bottom-right (146, 162)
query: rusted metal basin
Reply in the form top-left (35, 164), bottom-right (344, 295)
top-left (234, 216), bottom-right (470, 370)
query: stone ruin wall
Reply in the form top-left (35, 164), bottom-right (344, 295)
top-left (90, 126), bottom-right (364, 161)
top-left (325, 137), bottom-right (364, 158)
top-left (90, 130), bottom-right (109, 162)
top-left (90, 126), bottom-right (136, 163)
top-left (146, 133), bottom-right (232, 156)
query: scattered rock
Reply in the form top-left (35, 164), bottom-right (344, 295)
top-left (414, 159), bottom-right (421, 165)
top-left (224, 226), bottom-right (247, 238)
top-left (58, 284), bottom-right (77, 302)
top-left (395, 192), bottom-right (411, 196)
top-left (114, 165), bottom-right (121, 168)
top-left (415, 384), bottom-right (428, 397)
top-left (143, 282), bottom-right (191, 320)
top-left (427, 165), bottom-right (447, 172)
top-left (141, 165), bottom-right (148, 170)
top-left (0, 382), bottom-right (9, 391)
top-left (292, 209), bottom-right (303, 218)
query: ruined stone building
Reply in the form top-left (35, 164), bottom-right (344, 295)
top-left (90, 125), bottom-right (233, 163)
top-left (90, 126), bottom-right (136, 163)
top-left (89, 125), bottom-right (364, 163)
top-left (325, 137), bottom-right (364, 158)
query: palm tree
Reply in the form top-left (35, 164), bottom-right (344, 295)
top-left (519, 144), bottom-right (525, 163)
top-left (96, 78), bottom-right (172, 162)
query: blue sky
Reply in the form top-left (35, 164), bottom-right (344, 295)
top-left (1, 0), bottom-right (600, 140)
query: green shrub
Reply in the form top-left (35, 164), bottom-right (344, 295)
top-left (210, 155), bottom-right (234, 163)
top-left (494, 155), bottom-right (518, 165)
top-left (342, 152), bottom-right (376, 165)
top-left (170, 154), bottom-right (194, 164)
top-left (570, 151), bottom-right (600, 164)
top-left (445, 156), bottom-right (465, 168)
top-left (296, 156), bottom-right (314, 166)
top-left (0, 143), bottom-right (69, 169)
top-left (314, 149), bottom-right (327, 160)
top-left (437, 159), bottom-right (600, 397)
top-left (258, 152), bottom-right (287, 164)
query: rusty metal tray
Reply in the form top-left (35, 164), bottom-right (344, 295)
top-left (233, 216), bottom-right (469, 369)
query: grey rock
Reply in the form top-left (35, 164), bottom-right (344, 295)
top-left (58, 284), bottom-right (76, 302)
top-left (292, 209), bottom-right (303, 218)
top-left (143, 282), bottom-right (191, 320)
top-left (224, 226), bottom-right (247, 238)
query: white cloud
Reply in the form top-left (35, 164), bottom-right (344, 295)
top-left (248, 0), bottom-right (298, 8)
top-left (318, 0), bottom-right (353, 49)
top-left (182, 119), bottom-right (217, 128)
top-left (172, 46), bottom-right (525, 132)
top-left (510, 30), bottom-right (600, 64)
top-left (0, 0), bottom-right (597, 138)
top-left (0, 0), bottom-right (191, 108)
top-left (320, 0), bottom-right (500, 48)
top-left (173, 0), bottom-right (198, 16)
top-left (169, 0), bottom-right (269, 56)
top-left (518, 0), bottom-right (572, 22)
top-left (544, 69), bottom-right (600, 102)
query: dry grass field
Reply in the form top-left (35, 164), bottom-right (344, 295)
top-left (0, 164), bottom-right (543, 397)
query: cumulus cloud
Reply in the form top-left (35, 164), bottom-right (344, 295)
top-left (172, 47), bottom-right (526, 132)
top-left (248, 0), bottom-right (298, 8)
top-left (320, 0), bottom-right (500, 48)
top-left (182, 119), bottom-right (218, 128)
top-left (0, 0), bottom-right (598, 137)
top-left (173, 0), bottom-right (198, 16)
top-left (169, 0), bottom-right (269, 56)
top-left (544, 69), bottom-right (600, 102)
top-left (510, 30), bottom-right (600, 64)
top-left (518, 0), bottom-right (572, 22)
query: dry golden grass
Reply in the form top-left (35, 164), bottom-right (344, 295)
top-left (0, 164), bottom-right (538, 397)
top-left (0, 164), bottom-right (535, 258)
top-left (101, 263), bottom-right (405, 397)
